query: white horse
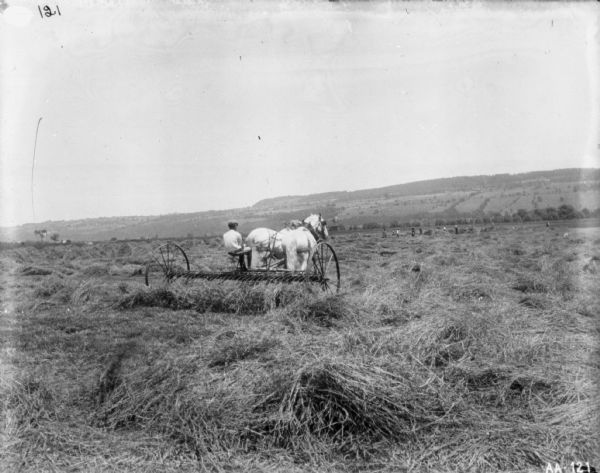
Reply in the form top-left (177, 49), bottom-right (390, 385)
top-left (245, 227), bottom-right (287, 270)
top-left (276, 227), bottom-right (311, 271)
top-left (298, 214), bottom-right (329, 241)
top-left (245, 214), bottom-right (329, 271)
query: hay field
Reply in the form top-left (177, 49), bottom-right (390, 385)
top-left (1, 224), bottom-right (599, 472)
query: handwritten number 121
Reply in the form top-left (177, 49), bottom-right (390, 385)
top-left (38, 5), bottom-right (61, 18)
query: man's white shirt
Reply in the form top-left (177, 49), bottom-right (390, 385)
top-left (223, 229), bottom-right (243, 251)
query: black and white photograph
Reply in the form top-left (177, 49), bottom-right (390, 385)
top-left (1, 0), bottom-right (599, 471)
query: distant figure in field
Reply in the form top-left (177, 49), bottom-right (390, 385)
top-left (396, 229), bottom-right (400, 238)
top-left (546, 221), bottom-right (550, 228)
top-left (419, 227), bottom-right (423, 235)
top-left (411, 227), bottom-right (415, 237)
top-left (455, 225), bottom-right (459, 235)
top-left (223, 221), bottom-right (251, 270)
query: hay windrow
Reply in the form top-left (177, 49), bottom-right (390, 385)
top-left (282, 294), bottom-right (355, 327)
top-left (207, 334), bottom-right (279, 367)
top-left (263, 360), bottom-right (451, 445)
top-left (19, 266), bottom-right (53, 276)
top-left (117, 282), bottom-right (308, 314)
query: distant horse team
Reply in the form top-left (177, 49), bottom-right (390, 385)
top-left (224, 214), bottom-right (329, 272)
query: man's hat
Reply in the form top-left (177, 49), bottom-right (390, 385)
top-left (228, 221), bottom-right (238, 228)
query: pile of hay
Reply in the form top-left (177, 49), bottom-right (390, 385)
top-left (117, 282), bottom-right (306, 314)
top-left (263, 360), bottom-right (449, 447)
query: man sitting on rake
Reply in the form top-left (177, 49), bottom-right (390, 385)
top-left (223, 221), bottom-right (251, 271)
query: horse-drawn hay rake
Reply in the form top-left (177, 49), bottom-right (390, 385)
top-left (145, 240), bottom-right (341, 293)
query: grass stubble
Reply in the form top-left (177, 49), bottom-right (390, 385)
top-left (0, 225), bottom-right (598, 472)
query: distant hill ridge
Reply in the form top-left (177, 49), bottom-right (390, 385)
top-left (2, 168), bottom-right (599, 242)
top-left (253, 168), bottom-right (600, 209)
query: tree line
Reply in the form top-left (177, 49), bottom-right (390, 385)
top-left (333, 205), bottom-right (599, 231)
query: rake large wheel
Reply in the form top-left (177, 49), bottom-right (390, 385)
top-left (145, 242), bottom-right (190, 286)
top-left (307, 242), bottom-right (340, 293)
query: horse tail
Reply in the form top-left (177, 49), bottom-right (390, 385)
top-left (285, 237), bottom-right (298, 271)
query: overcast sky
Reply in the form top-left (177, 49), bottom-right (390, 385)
top-left (1, 1), bottom-right (598, 226)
